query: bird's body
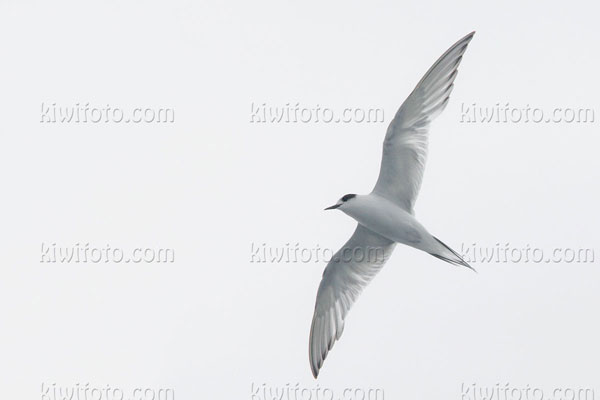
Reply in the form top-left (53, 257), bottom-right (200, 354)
top-left (340, 194), bottom-right (469, 265)
top-left (341, 194), bottom-right (422, 247)
top-left (309, 31), bottom-right (477, 378)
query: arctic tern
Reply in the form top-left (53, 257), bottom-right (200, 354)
top-left (309, 31), bottom-right (476, 378)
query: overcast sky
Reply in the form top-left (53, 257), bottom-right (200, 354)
top-left (0, 0), bottom-right (599, 399)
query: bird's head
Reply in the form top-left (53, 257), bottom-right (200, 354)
top-left (324, 193), bottom-right (357, 211)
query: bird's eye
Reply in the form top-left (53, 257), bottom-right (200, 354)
top-left (341, 194), bottom-right (356, 202)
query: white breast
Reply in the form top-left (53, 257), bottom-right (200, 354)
top-left (342, 194), bottom-right (432, 248)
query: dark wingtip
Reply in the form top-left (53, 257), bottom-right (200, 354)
top-left (460, 31), bottom-right (476, 44)
top-left (309, 356), bottom-right (318, 378)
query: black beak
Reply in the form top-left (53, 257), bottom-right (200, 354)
top-left (324, 204), bottom-right (340, 210)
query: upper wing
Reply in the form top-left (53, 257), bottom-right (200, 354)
top-left (372, 32), bottom-right (475, 213)
top-left (309, 224), bottom-right (396, 378)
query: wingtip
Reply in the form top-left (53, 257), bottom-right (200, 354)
top-left (309, 357), bottom-right (320, 378)
top-left (459, 31), bottom-right (476, 44)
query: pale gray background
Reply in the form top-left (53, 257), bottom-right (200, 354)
top-left (0, 0), bottom-right (598, 398)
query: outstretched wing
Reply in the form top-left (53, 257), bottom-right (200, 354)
top-left (309, 224), bottom-right (396, 377)
top-left (372, 32), bottom-right (475, 213)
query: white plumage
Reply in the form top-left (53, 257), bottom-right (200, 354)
top-left (310, 32), bottom-right (476, 378)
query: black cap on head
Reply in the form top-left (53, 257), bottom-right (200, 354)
top-left (341, 194), bottom-right (356, 202)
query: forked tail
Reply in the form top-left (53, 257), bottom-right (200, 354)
top-left (430, 237), bottom-right (476, 272)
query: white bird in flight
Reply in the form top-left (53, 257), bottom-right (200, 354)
top-left (309, 32), bottom-right (476, 378)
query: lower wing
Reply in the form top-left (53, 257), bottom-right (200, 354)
top-left (309, 224), bottom-right (396, 377)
